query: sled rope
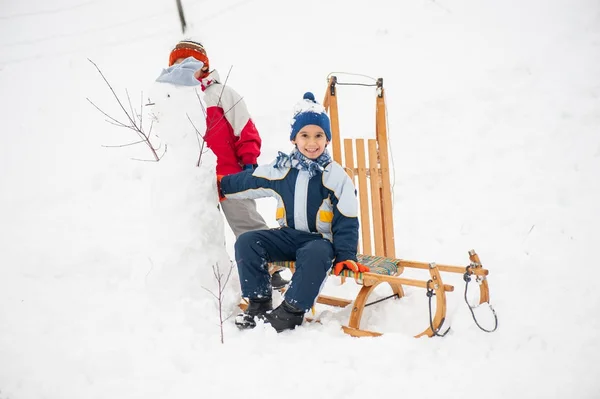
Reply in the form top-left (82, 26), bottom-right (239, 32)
top-left (426, 279), bottom-right (451, 337)
top-left (364, 293), bottom-right (400, 308)
top-left (463, 266), bottom-right (498, 333)
top-left (335, 81), bottom-right (377, 87)
top-left (326, 71), bottom-right (378, 87)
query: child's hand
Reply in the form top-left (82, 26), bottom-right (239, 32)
top-left (333, 260), bottom-right (369, 276)
top-left (216, 175), bottom-right (226, 202)
top-left (194, 66), bottom-right (209, 81)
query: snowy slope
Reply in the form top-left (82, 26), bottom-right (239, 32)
top-left (1, 0), bottom-right (599, 398)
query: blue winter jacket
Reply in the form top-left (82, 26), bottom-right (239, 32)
top-left (220, 159), bottom-right (359, 264)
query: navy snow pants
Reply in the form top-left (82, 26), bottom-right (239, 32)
top-left (234, 227), bottom-right (334, 312)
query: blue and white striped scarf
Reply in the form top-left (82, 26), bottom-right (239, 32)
top-left (274, 148), bottom-right (332, 178)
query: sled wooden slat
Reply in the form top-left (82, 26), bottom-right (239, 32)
top-left (324, 77), bottom-right (342, 164)
top-left (375, 86), bottom-right (395, 258)
top-left (355, 139), bottom-right (372, 256)
top-left (399, 260), bottom-right (489, 276)
top-left (343, 139), bottom-right (355, 179)
top-left (361, 272), bottom-right (454, 292)
top-left (342, 326), bottom-right (382, 337)
top-left (343, 139), bottom-right (358, 256)
top-left (368, 139), bottom-right (385, 256)
top-left (316, 295), bottom-right (353, 307)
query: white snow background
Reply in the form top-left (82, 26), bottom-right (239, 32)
top-left (1, 0), bottom-right (599, 398)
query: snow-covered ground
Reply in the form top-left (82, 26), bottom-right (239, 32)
top-left (1, 0), bottom-right (599, 398)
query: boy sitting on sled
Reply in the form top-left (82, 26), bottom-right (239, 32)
top-left (218, 92), bottom-right (369, 333)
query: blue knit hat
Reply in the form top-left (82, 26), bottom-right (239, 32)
top-left (290, 92), bottom-right (331, 141)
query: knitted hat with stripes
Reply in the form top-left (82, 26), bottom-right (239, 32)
top-left (290, 92), bottom-right (331, 141)
top-left (168, 40), bottom-right (210, 76)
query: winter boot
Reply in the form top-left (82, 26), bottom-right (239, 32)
top-left (264, 300), bottom-right (304, 332)
top-left (271, 270), bottom-right (290, 290)
top-left (235, 297), bottom-right (273, 330)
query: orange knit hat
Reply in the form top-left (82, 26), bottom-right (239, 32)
top-left (168, 40), bottom-right (210, 75)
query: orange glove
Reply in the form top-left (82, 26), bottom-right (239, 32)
top-left (216, 175), bottom-right (226, 202)
top-left (333, 260), bottom-right (370, 276)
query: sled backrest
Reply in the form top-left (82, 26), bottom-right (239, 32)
top-left (322, 76), bottom-right (395, 258)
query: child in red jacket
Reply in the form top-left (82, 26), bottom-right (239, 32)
top-left (167, 40), bottom-right (288, 288)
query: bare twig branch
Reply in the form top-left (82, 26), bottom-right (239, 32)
top-left (88, 59), bottom-right (138, 128)
top-left (139, 91), bottom-right (144, 130)
top-left (216, 65), bottom-right (234, 108)
top-left (186, 112), bottom-right (208, 167)
top-left (194, 88), bottom-right (207, 117)
top-left (105, 119), bottom-right (130, 129)
top-left (186, 113), bottom-right (204, 140)
top-left (202, 287), bottom-right (220, 301)
top-left (126, 89), bottom-right (136, 129)
top-left (221, 97), bottom-right (245, 123)
top-left (148, 119), bottom-right (154, 137)
top-left (130, 144), bottom-right (166, 162)
top-left (101, 140), bottom-right (146, 148)
top-left (130, 158), bottom-right (158, 162)
top-left (190, 87), bottom-right (209, 167)
top-left (86, 98), bottom-right (129, 128)
top-left (205, 95), bottom-right (245, 132)
top-left (196, 140), bottom-right (207, 167)
top-left (201, 262), bottom-right (235, 344)
top-left (87, 58), bottom-right (162, 161)
top-left (158, 143), bottom-right (167, 159)
top-left (221, 263), bottom-right (233, 288)
top-left (429, 0), bottom-right (452, 13)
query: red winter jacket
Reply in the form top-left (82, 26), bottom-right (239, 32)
top-left (199, 71), bottom-right (261, 175)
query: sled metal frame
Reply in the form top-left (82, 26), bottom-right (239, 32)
top-left (266, 76), bottom-right (492, 338)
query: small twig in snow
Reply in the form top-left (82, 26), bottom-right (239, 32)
top-left (201, 262), bottom-right (234, 344)
top-left (87, 58), bottom-right (164, 162)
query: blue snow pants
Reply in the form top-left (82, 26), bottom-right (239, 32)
top-left (234, 227), bottom-right (334, 312)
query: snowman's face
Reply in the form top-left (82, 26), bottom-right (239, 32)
top-left (147, 83), bottom-right (207, 161)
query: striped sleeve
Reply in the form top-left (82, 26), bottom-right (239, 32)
top-left (323, 163), bottom-right (359, 264)
top-left (220, 162), bottom-right (288, 200)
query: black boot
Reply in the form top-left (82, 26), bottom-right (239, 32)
top-left (271, 270), bottom-right (290, 290)
top-left (264, 300), bottom-right (304, 332)
top-left (235, 297), bottom-right (273, 330)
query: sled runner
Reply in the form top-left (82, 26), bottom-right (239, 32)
top-left (270, 250), bottom-right (490, 337)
